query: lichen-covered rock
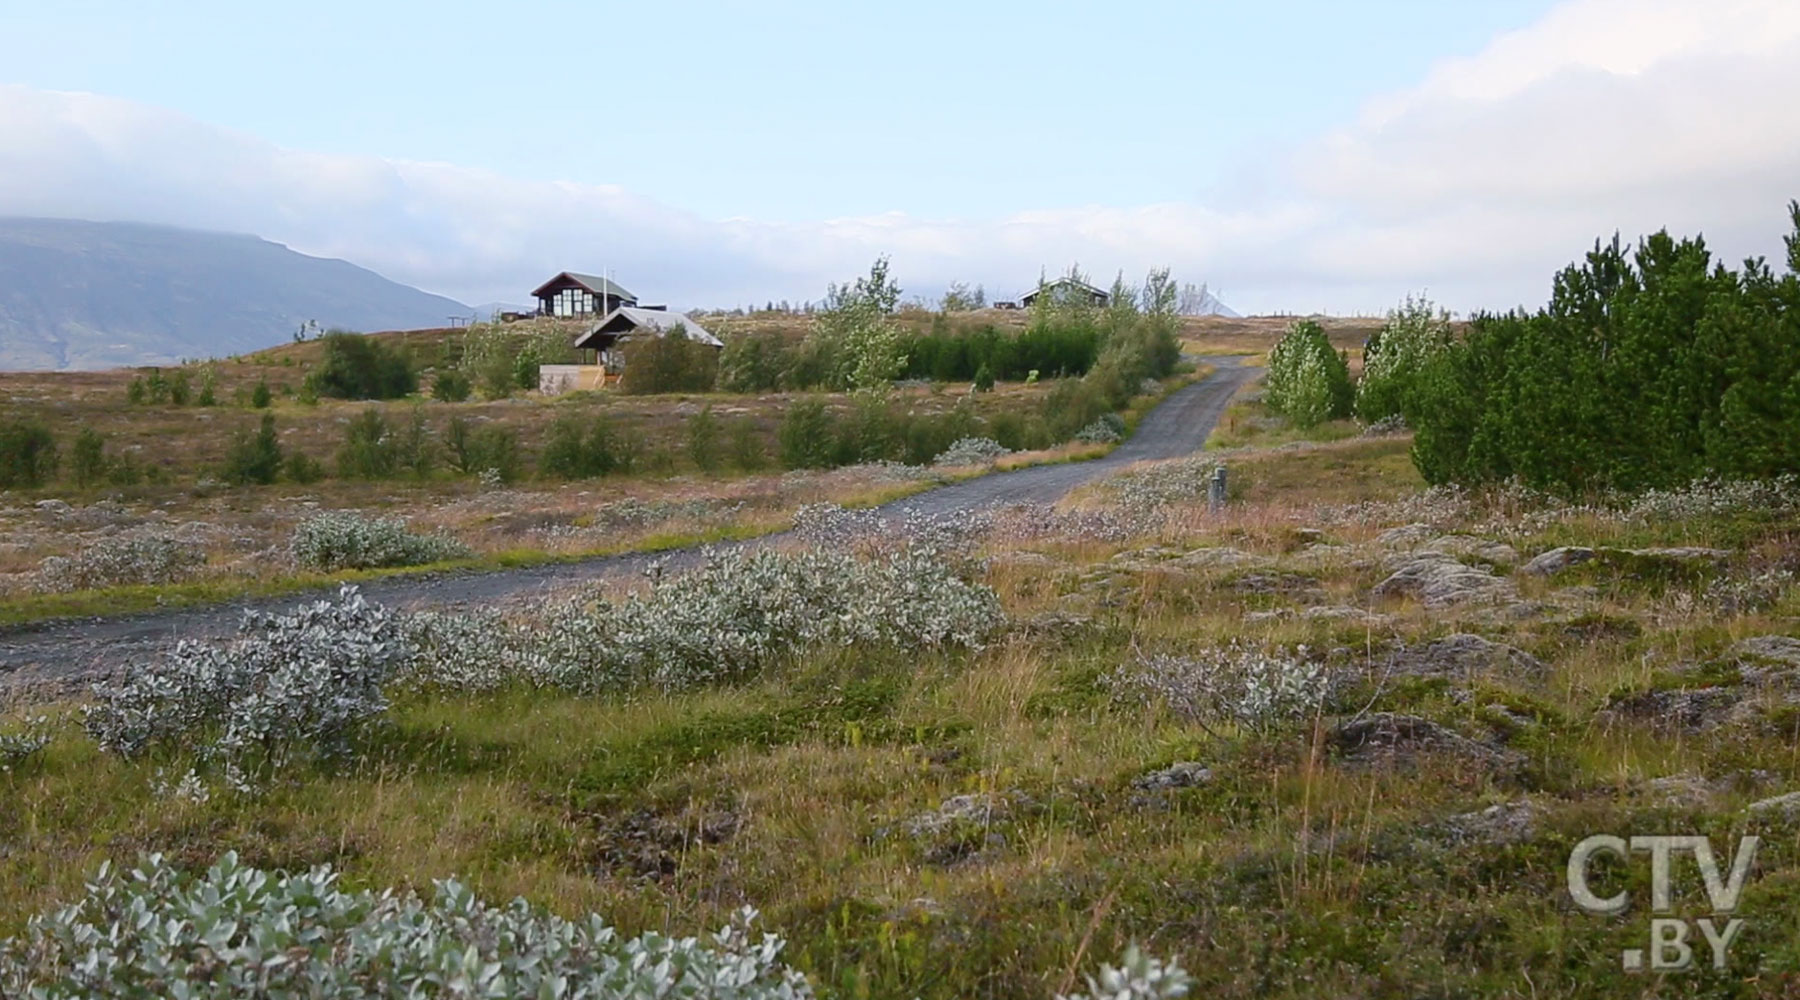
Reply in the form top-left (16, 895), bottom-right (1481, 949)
top-left (1328, 712), bottom-right (1525, 771)
top-left (1388, 633), bottom-right (1547, 682)
top-left (1372, 553), bottom-right (1517, 608)
top-left (1599, 687), bottom-right (1742, 732)
top-left (1733, 636), bottom-right (1800, 667)
top-left (1444, 799), bottom-right (1539, 845)
top-left (1522, 546), bottom-right (1597, 576)
top-left (1132, 761), bottom-right (1214, 791)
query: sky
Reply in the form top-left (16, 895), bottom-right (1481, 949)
top-left (2, 0), bottom-right (1797, 315)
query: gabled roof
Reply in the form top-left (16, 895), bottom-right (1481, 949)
top-left (1021, 276), bottom-right (1109, 302)
top-left (531, 271), bottom-right (637, 301)
top-left (573, 307), bottom-right (723, 350)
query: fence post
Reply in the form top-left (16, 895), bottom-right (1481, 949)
top-left (1208, 466), bottom-right (1228, 513)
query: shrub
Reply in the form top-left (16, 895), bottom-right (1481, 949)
top-left (422, 545), bottom-right (1004, 695)
top-left (619, 328), bottom-right (720, 394)
top-left (1105, 642), bottom-right (1330, 734)
top-left (250, 379), bottom-right (272, 408)
top-left (1411, 204), bottom-right (1800, 492)
top-left (718, 330), bottom-right (798, 391)
top-left (289, 512), bottom-right (472, 571)
top-left (222, 413), bottom-right (283, 485)
top-left (779, 397), bottom-right (835, 469)
top-left (688, 404), bottom-right (722, 473)
top-left (311, 331), bottom-right (417, 400)
top-left (471, 425), bottom-right (523, 482)
top-left (336, 408), bottom-right (395, 479)
top-left (932, 436), bottom-right (1011, 467)
top-left (82, 586), bottom-right (410, 788)
top-left (393, 405), bottom-right (436, 479)
top-left (0, 716), bottom-right (52, 774)
top-left (284, 450), bottom-right (325, 484)
top-left (36, 532), bottom-right (207, 592)
top-left (1075, 413), bottom-right (1126, 444)
top-left (1060, 945), bottom-right (1193, 1000)
top-left (972, 363), bottom-right (996, 391)
top-left (69, 427), bottom-right (108, 487)
top-left (1264, 320), bottom-right (1353, 428)
top-left (0, 419), bottom-right (58, 488)
top-left (166, 370), bottom-right (191, 406)
top-left (430, 367), bottom-right (471, 402)
top-left (0, 853), bottom-right (814, 1000)
top-left (729, 417), bottom-right (768, 470)
top-left (1356, 293), bottom-right (1453, 423)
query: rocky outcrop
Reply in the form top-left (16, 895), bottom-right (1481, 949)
top-left (1372, 553), bottom-right (1518, 608)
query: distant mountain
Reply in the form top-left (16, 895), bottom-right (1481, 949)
top-left (0, 218), bottom-right (473, 370)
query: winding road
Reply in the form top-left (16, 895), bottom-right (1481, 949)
top-left (0, 357), bottom-right (1256, 690)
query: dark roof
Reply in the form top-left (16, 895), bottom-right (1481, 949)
top-left (1021, 277), bottom-right (1109, 302)
top-left (531, 271), bottom-right (637, 301)
top-left (572, 307), bottom-right (723, 351)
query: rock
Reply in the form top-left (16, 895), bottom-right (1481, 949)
top-left (1640, 773), bottom-right (1721, 809)
top-left (1229, 571), bottom-right (1322, 596)
top-left (1522, 546), bottom-right (1597, 576)
top-left (1600, 687), bottom-right (1741, 732)
top-left (1387, 633), bottom-right (1547, 682)
top-left (1732, 636), bottom-right (1800, 667)
top-left (903, 792), bottom-right (1027, 838)
top-left (1444, 799), bottom-right (1539, 845)
top-left (1301, 605), bottom-right (1390, 626)
top-left (1423, 535), bottom-right (1519, 567)
top-left (1747, 791), bottom-right (1800, 819)
top-left (1371, 553), bottom-right (1518, 608)
top-left (1376, 523), bottom-right (1437, 548)
top-left (1629, 547), bottom-right (1731, 568)
top-left (1132, 761), bottom-right (1214, 791)
top-left (1328, 712), bottom-right (1525, 771)
top-left (1174, 546), bottom-right (1265, 570)
top-left (1243, 609), bottom-right (1291, 624)
top-left (33, 499), bottom-right (70, 515)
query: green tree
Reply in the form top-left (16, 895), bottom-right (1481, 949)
top-left (336, 408), bottom-right (396, 479)
top-left (431, 369), bottom-right (472, 402)
top-left (1265, 320), bottom-right (1353, 428)
top-left (687, 404), bottom-right (722, 473)
top-left (778, 397), bottom-right (835, 469)
top-left (1356, 294), bottom-right (1454, 423)
top-left (619, 328), bottom-right (719, 394)
top-left (251, 380), bottom-right (272, 409)
top-left (70, 427), bottom-right (108, 487)
top-left (804, 257), bottom-right (906, 391)
top-left (0, 420), bottom-right (58, 488)
top-left (223, 414), bottom-right (283, 485)
top-left (313, 332), bottom-right (417, 400)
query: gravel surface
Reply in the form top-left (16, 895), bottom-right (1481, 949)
top-left (0, 358), bottom-right (1255, 692)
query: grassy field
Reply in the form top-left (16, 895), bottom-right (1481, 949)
top-left (8, 398), bottom-right (1800, 995)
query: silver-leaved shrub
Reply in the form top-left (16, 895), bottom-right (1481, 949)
top-left (290, 511), bottom-right (472, 571)
top-left (34, 531), bottom-right (207, 593)
top-left (0, 715), bottom-right (52, 773)
top-left (1106, 643), bottom-right (1331, 734)
top-left (932, 436), bottom-right (1011, 467)
top-left (83, 586), bottom-right (411, 790)
top-left (1058, 944), bottom-right (1192, 1000)
top-left (406, 546), bottom-right (1005, 695)
top-left (1074, 413), bottom-right (1126, 444)
top-left (0, 852), bottom-right (815, 999)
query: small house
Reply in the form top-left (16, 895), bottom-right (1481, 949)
top-left (531, 271), bottom-right (639, 318)
top-left (538, 306), bottom-right (723, 394)
top-left (1019, 277), bottom-right (1110, 308)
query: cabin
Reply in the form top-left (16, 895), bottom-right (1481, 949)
top-left (537, 306), bottom-right (723, 394)
top-left (531, 272), bottom-right (638, 318)
top-left (1019, 277), bottom-right (1110, 308)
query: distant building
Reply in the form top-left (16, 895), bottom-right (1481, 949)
top-left (530, 271), bottom-right (638, 318)
top-left (539, 306), bottom-right (723, 394)
top-left (1019, 277), bottom-right (1110, 308)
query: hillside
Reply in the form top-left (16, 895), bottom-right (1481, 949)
top-left (0, 218), bottom-right (471, 370)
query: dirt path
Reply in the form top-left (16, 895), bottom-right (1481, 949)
top-left (0, 358), bottom-right (1256, 690)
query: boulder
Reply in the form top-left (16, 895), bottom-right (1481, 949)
top-left (1444, 799), bottom-right (1539, 845)
top-left (1372, 552), bottom-right (1518, 608)
top-left (1522, 546), bottom-right (1597, 576)
top-left (1376, 523), bottom-right (1437, 548)
top-left (1328, 712), bottom-right (1525, 771)
top-left (1423, 535), bottom-right (1520, 567)
top-left (1747, 790), bottom-right (1800, 820)
top-left (1599, 687), bottom-right (1741, 732)
top-left (1387, 633), bottom-right (1547, 682)
top-left (1132, 761), bottom-right (1215, 791)
top-left (1732, 636), bottom-right (1800, 668)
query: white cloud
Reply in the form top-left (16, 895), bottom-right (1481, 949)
top-left (1, 0), bottom-right (1796, 317)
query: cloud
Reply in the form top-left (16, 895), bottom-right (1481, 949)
top-left (1, 0), bottom-right (1796, 316)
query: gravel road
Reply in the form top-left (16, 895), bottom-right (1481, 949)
top-left (0, 358), bottom-right (1255, 690)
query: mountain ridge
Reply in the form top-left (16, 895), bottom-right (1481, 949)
top-left (0, 218), bottom-right (471, 370)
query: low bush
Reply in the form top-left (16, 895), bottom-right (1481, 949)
top-left (0, 716), bottom-right (51, 773)
top-left (82, 586), bottom-right (410, 789)
top-left (430, 367), bottom-right (472, 402)
top-left (336, 408), bottom-right (396, 479)
top-left (778, 398), bottom-right (835, 469)
top-left (0, 852), bottom-right (817, 999)
top-left (0, 419), bottom-right (58, 488)
top-left (1075, 413), bottom-right (1126, 444)
top-left (406, 545), bottom-right (1004, 695)
top-left (222, 413), bottom-right (283, 485)
top-left (35, 532), bottom-right (207, 592)
top-left (1105, 642), bottom-right (1330, 734)
top-left (69, 427), bottom-right (108, 487)
top-left (619, 329), bottom-right (719, 394)
top-left (289, 512), bottom-right (472, 571)
top-left (310, 331), bottom-right (417, 400)
top-left (932, 436), bottom-right (1011, 467)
